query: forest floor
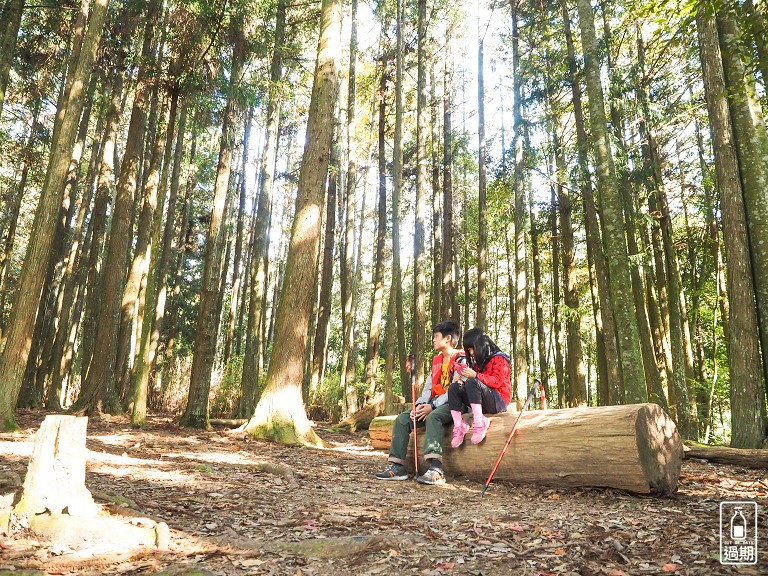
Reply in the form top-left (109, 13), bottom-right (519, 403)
top-left (0, 410), bottom-right (765, 576)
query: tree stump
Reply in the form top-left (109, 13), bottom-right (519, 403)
top-left (13, 415), bottom-right (97, 518)
top-left (369, 403), bottom-right (683, 495)
top-left (7, 415), bottom-right (168, 551)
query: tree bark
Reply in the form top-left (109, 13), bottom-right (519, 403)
top-left (560, 0), bottom-right (620, 405)
top-left (430, 59), bottom-right (442, 329)
top-left (511, 6), bottom-right (529, 404)
top-left (575, 0), bottom-right (646, 403)
top-left (550, 114), bottom-right (587, 407)
top-left (309, 114), bottom-right (339, 399)
top-left (131, 89), bottom-right (183, 427)
top-left (0, 0), bottom-right (24, 120)
top-left (441, 33), bottom-right (457, 322)
top-left (80, 67), bottom-right (124, 386)
top-left (364, 66), bottom-right (388, 399)
top-left (697, 2), bottom-right (765, 448)
top-left (392, 0), bottom-right (408, 389)
top-left (0, 0), bottom-right (110, 429)
top-left (180, 19), bottom-right (246, 428)
top-left (717, 1), bottom-right (768, 414)
top-left (0, 100), bottom-right (41, 336)
top-left (412, 0), bottom-right (429, 389)
top-left (477, 34), bottom-right (487, 329)
top-left (370, 403), bottom-right (683, 495)
top-left (240, 0), bottom-right (286, 418)
top-left (242, 0), bottom-right (341, 445)
top-left (339, 0), bottom-right (360, 415)
top-left (223, 107), bottom-right (252, 367)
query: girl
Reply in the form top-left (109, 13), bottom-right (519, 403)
top-left (448, 327), bottom-right (511, 446)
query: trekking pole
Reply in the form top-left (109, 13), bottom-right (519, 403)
top-left (408, 354), bottom-right (419, 476)
top-left (481, 379), bottom-right (546, 497)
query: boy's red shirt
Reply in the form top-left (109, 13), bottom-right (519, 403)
top-left (429, 351), bottom-right (464, 397)
top-left (476, 354), bottom-right (512, 405)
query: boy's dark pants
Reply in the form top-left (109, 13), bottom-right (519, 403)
top-left (388, 403), bottom-right (453, 464)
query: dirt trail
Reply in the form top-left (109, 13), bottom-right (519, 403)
top-left (0, 411), bottom-right (765, 575)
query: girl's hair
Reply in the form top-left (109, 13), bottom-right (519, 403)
top-left (462, 327), bottom-right (502, 372)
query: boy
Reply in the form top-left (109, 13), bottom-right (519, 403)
top-left (374, 321), bottom-right (465, 485)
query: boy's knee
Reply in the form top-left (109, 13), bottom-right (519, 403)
top-left (395, 411), bottom-right (412, 426)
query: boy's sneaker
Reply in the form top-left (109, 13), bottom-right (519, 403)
top-left (471, 415), bottom-right (491, 444)
top-left (416, 466), bottom-right (446, 485)
top-left (374, 463), bottom-right (409, 480)
top-left (450, 419), bottom-right (470, 448)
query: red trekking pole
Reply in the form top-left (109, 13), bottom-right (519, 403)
top-left (481, 379), bottom-right (546, 497)
top-left (408, 354), bottom-right (419, 476)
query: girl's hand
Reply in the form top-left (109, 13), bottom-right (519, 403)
top-left (460, 366), bottom-right (477, 379)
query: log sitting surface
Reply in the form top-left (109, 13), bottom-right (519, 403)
top-left (369, 403), bottom-right (682, 495)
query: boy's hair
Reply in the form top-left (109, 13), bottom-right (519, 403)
top-left (433, 321), bottom-right (461, 347)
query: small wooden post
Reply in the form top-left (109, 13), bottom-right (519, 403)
top-left (14, 415), bottom-right (97, 518)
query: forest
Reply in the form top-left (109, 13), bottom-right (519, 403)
top-left (0, 0), bottom-right (767, 451)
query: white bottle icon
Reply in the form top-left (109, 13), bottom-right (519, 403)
top-left (730, 507), bottom-right (747, 541)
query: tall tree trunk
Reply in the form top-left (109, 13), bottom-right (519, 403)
top-left (0, 0), bottom-right (110, 429)
top-left (600, 10), bottom-right (668, 413)
top-left (223, 108), bottom-right (252, 367)
top-left (309, 145), bottom-right (338, 400)
top-left (339, 0), bottom-right (360, 415)
top-left (477, 33), bottom-right (487, 329)
top-left (180, 19), bottom-right (246, 428)
top-left (701, 1), bottom-right (767, 447)
top-left (47, 95), bottom-right (106, 409)
top-left (574, 0), bottom-right (646, 404)
top-left (441, 33), bottom-right (457, 322)
top-left (550, 115), bottom-right (587, 407)
top-left (531, 202), bottom-right (549, 402)
top-left (131, 90), bottom-right (183, 426)
top-left (412, 0), bottom-right (429, 387)
top-left (560, 0), bottom-right (619, 405)
top-left (717, 1), bottom-right (768, 401)
top-left (638, 123), bottom-right (693, 433)
top-left (430, 60), bottom-right (442, 328)
top-left (511, 6), bottom-right (529, 404)
top-left (392, 0), bottom-right (408, 386)
top-left (119, 91), bottom-right (171, 406)
top-left (243, 0), bottom-right (340, 445)
top-left (240, 0), bottom-right (286, 418)
top-left (0, 99), bottom-right (41, 334)
top-left (81, 69), bottom-right (124, 385)
top-left (0, 0), bottom-right (24, 120)
top-left (74, 2), bottom-right (161, 416)
top-left (160, 123), bottom-right (198, 399)
top-left (364, 66), bottom-right (389, 399)
top-left (550, 186), bottom-right (564, 405)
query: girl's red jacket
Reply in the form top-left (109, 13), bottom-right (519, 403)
top-left (476, 353), bottom-right (512, 405)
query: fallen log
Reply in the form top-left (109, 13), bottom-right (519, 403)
top-left (683, 442), bottom-right (768, 469)
top-left (369, 403), bottom-right (682, 495)
top-left (333, 398), bottom-right (384, 432)
top-left (209, 418), bottom-right (248, 428)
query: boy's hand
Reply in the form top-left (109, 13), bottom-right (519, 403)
top-left (412, 403), bottom-right (433, 421)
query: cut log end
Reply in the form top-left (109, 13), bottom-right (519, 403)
top-left (634, 403), bottom-right (683, 495)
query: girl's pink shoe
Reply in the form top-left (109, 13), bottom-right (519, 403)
top-left (451, 420), bottom-right (470, 448)
top-left (471, 415), bottom-right (490, 444)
